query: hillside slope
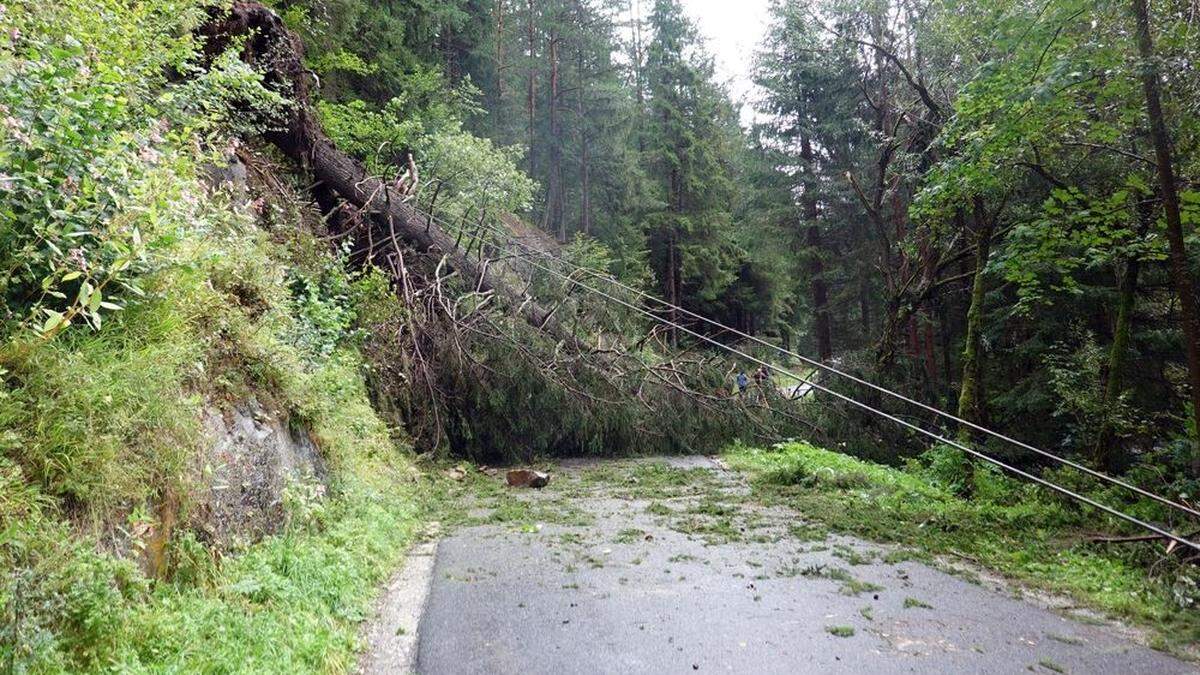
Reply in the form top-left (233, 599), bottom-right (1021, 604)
top-left (1, 3), bottom-right (430, 670)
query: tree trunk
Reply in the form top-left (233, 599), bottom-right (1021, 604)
top-left (629, 0), bottom-right (646, 153)
top-left (923, 316), bottom-right (938, 386)
top-left (956, 197), bottom-right (995, 434)
top-left (666, 228), bottom-right (679, 346)
top-left (526, 0), bottom-right (537, 174)
top-left (1131, 0), bottom-right (1200, 475)
top-left (1095, 188), bottom-right (1156, 469)
top-left (800, 135), bottom-right (833, 361)
top-left (1095, 254), bottom-right (1140, 470)
top-left (859, 273), bottom-right (871, 338)
top-left (543, 32), bottom-right (564, 240)
top-left (576, 45), bottom-right (592, 236)
top-left (495, 0), bottom-right (506, 104)
top-left (938, 299), bottom-right (954, 401)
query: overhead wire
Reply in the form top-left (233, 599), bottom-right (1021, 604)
top-left (405, 202), bottom-right (1199, 551)
top-left (416, 204), bottom-right (1200, 521)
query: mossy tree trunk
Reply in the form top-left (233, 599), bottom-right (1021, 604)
top-left (1131, 0), bottom-right (1200, 476)
top-left (1095, 194), bottom-right (1152, 471)
top-left (1095, 255), bottom-right (1139, 470)
top-left (956, 197), bottom-right (995, 436)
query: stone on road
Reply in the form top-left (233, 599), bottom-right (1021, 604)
top-left (415, 457), bottom-right (1192, 674)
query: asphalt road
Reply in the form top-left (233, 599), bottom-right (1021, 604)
top-left (413, 457), bottom-right (1194, 674)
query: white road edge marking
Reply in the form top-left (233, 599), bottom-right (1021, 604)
top-left (360, 523), bottom-right (441, 675)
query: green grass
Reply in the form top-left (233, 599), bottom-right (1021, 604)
top-left (825, 625), bottom-right (855, 638)
top-left (574, 461), bottom-right (723, 500)
top-left (614, 528), bottom-right (648, 544)
top-left (2, 308), bottom-right (429, 674)
top-left (3, 338), bottom-right (428, 673)
top-left (0, 297), bottom-right (202, 522)
top-left (793, 563), bottom-right (883, 596)
top-left (832, 544), bottom-right (875, 566)
top-left (725, 441), bottom-right (1200, 655)
top-left (112, 476), bottom-right (424, 672)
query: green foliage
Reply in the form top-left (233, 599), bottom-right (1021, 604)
top-left (417, 123), bottom-right (538, 223)
top-left (1, 202), bottom-right (425, 672)
top-left (316, 67), bottom-right (481, 171)
top-left (999, 182), bottom-right (1164, 314)
top-left (318, 68), bottom-right (535, 228)
top-left (919, 444), bottom-right (976, 496)
top-left (0, 5), bottom-right (433, 671)
top-left (0, 0), bottom-right (286, 338)
top-left (275, 0), bottom-right (478, 104)
top-left (287, 264), bottom-right (361, 361)
top-left (2, 451), bottom-right (423, 673)
top-left (109, 469), bottom-right (421, 673)
top-left (0, 298), bottom-right (200, 512)
top-left (1044, 329), bottom-right (1142, 453)
top-left (642, 0), bottom-right (742, 308)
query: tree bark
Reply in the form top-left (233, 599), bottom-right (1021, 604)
top-left (1131, 0), bottom-right (1200, 475)
top-left (495, 0), bottom-right (506, 103)
top-left (922, 317), bottom-right (937, 386)
top-left (800, 135), bottom-right (833, 361)
top-left (1095, 188), bottom-right (1156, 470)
top-left (576, 40), bottom-right (592, 236)
top-left (1096, 253), bottom-right (1140, 470)
top-left (526, 0), bottom-right (538, 174)
top-left (544, 30), bottom-right (565, 240)
top-left (629, 0), bottom-right (646, 153)
top-left (666, 228), bottom-right (679, 347)
top-left (956, 197), bottom-right (995, 434)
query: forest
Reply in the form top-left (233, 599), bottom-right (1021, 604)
top-left (271, 0), bottom-right (1200, 477)
top-left (2, 0), bottom-right (1200, 671)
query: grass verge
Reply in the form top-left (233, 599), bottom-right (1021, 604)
top-left (724, 441), bottom-right (1200, 656)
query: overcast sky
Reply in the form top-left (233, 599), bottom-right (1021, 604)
top-left (679, 0), bottom-right (773, 124)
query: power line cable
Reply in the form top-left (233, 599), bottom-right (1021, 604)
top-left (408, 204), bottom-right (1200, 550)
top-left (429, 206), bottom-right (1200, 521)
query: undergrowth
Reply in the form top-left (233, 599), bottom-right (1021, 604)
top-left (1, 177), bottom-right (428, 673)
top-left (725, 441), bottom-right (1200, 655)
top-left (0, 0), bottom-right (436, 670)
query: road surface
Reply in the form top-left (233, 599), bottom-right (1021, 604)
top-left (403, 457), bottom-right (1193, 674)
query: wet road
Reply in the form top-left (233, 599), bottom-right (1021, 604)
top-left (414, 457), bottom-right (1194, 674)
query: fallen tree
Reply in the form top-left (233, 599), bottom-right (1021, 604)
top-left (194, 1), bottom-right (814, 459)
top-left (197, 1), bottom-right (570, 342)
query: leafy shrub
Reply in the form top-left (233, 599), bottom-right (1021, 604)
top-left (415, 123), bottom-right (537, 222)
top-left (0, 0), bottom-right (287, 340)
top-left (317, 68), bottom-right (536, 229)
top-left (1045, 329), bottom-right (1142, 453)
top-left (286, 265), bottom-right (360, 361)
top-left (920, 443), bottom-right (975, 495)
top-left (317, 67), bottom-right (480, 172)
